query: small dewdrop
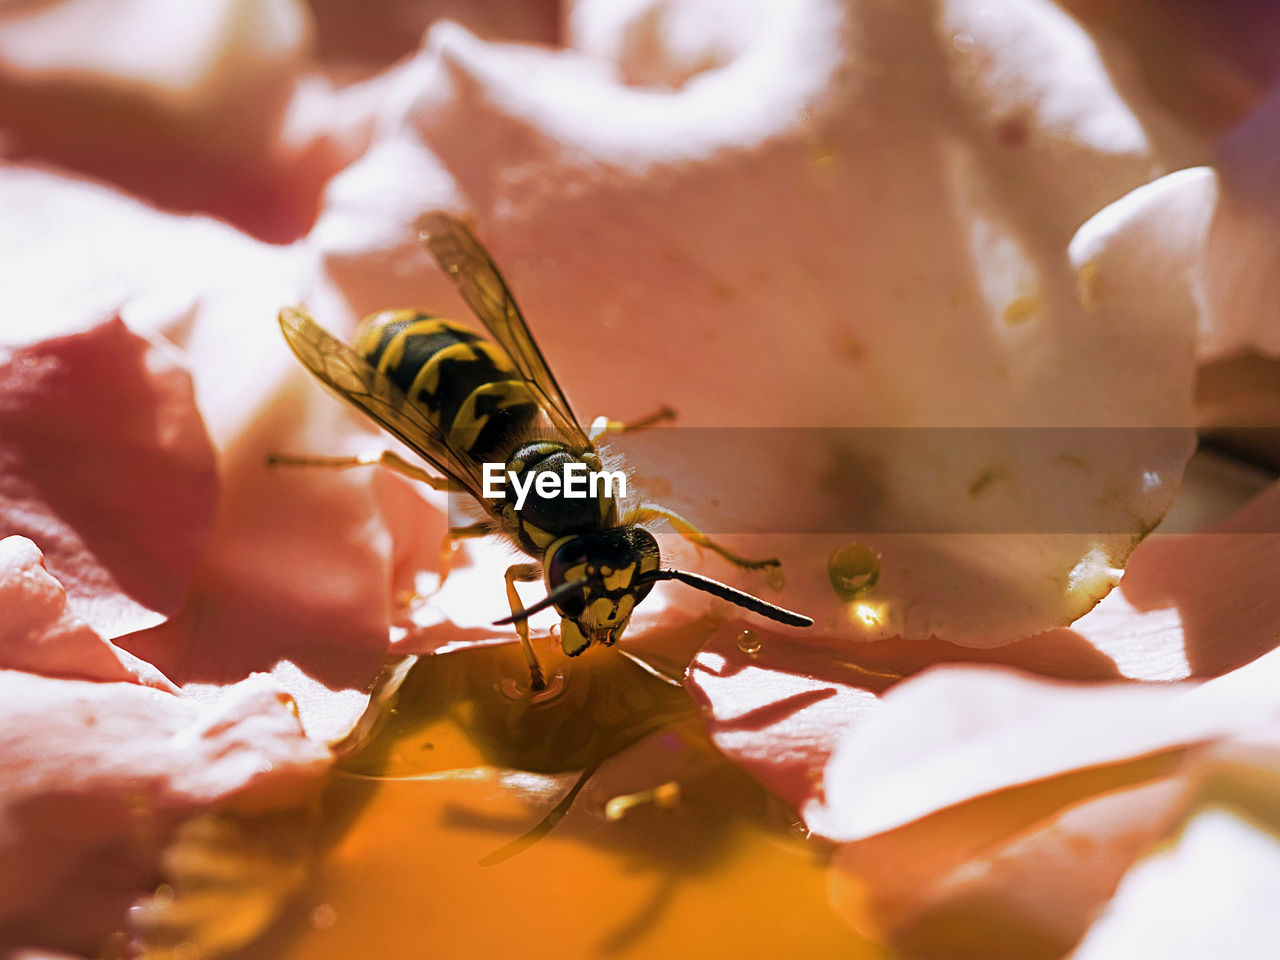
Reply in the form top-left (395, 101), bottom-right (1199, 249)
top-left (736, 629), bottom-right (762, 655)
top-left (605, 781), bottom-right (682, 822)
top-left (828, 543), bottom-right (881, 600)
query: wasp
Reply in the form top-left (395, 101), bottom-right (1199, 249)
top-left (275, 213), bottom-right (811, 690)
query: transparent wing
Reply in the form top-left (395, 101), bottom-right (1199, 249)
top-left (416, 212), bottom-right (592, 451)
top-left (279, 306), bottom-right (486, 503)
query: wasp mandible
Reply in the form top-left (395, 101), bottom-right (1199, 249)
top-left (275, 213), bottom-right (811, 690)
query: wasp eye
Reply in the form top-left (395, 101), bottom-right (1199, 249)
top-left (546, 539), bottom-right (590, 619)
top-left (547, 539), bottom-right (588, 585)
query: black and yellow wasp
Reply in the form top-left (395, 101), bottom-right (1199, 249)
top-left (276, 212), bottom-right (811, 690)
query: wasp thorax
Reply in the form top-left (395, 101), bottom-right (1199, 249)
top-left (544, 528), bottom-right (661, 656)
top-left (496, 442), bottom-right (623, 553)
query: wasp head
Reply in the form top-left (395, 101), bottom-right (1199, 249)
top-left (494, 525), bottom-right (813, 655)
top-left (542, 527), bottom-right (661, 656)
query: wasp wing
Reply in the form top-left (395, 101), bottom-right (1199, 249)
top-left (416, 212), bottom-right (592, 452)
top-left (279, 306), bottom-right (486, 503)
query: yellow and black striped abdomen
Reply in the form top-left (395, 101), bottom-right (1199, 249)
top-left (354, 309), bottom-right (541, 463)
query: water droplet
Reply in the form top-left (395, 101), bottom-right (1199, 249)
top-left (952, 31), bottom-right (975, 52)
top-left (310, 904), bottom-right (338, 929)
top-left (765, 565), bottom-right (786, 591)
top-left (828, 543), bottom-right (881, 601)
top-left (736, 629), bottom-right (762, 655)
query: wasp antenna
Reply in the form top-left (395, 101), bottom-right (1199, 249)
top-left (494, 578), bottom-right (590, 626)
top-left (639, 569), bottom-right (814, 627)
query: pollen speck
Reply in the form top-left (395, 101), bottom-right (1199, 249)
top-left (605, 781), bottom-right (681, 821)
top-left (1078, 260), bottom-right (1103, 309)
top-left (1002, 294), bottom-right (1039, 326)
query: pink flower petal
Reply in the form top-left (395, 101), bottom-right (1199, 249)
top-left (685, 604), bottom-right (1177, 816)
top-left (0, 0), bottom-right (308, 103)
top-left (813, 647), bottom-right (1280, 842)
top-left (0, 167), bottom-right (441, 740)
top-left (0, 0), bottom-right (323, 242)
top-left (687, 620), bottom-right (886, 811)
top-left (1205, 81), bottom-right (1280, 360)
top-left (830, 775), bottom-right (1187, 957)
top-left (308, 0), bottom-right (559, 78)
top-left (816, 653), bottom-right (1280, 956)
top-left (0, 669), bottom-right (329, 954)
top-left (1050, 479), bottom-right (1280, 681)
top-left (1069, 807), bottom-right (1280, 960)
top-left (825, 718), bottom-right (1280, 960)
top-left (0, 315), bottom-right (218, 640)
top-left (308, 1), bottom-right (1204, 649)
top-left (0, 536), bottom-right (174, 691)
top-left (690, 476), bottom-right (1280, 953)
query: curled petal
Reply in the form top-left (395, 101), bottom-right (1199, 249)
top-left (1054, 479), bottom-right (1280, 681)
top-left (813, 646), bottom-right (1280, 955)
top-left (1069, 807), bottom-right (1280, 960)
top-left (0, 0), bottom-right (321, 241)
top-left (831, 775), bottom-right (1188, 957)
top-left (0, 536), bottom-right (174, 691)
top-left (812, 646), bottom-right (1280, 842)
top-left (0, 670), bottom-right (329, 954)
top-left (0, 316), bottom-right (218, 640)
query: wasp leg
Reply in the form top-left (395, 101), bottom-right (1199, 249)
top-left (633, 503), bottom-right (780, 571)
top-left (479, 761), bottom-right (601, 866)
top-left (266, 451), bottom-right (457, 491)
top-left (588, 405), bottom-right (677, 441)
top-left (505, 562), bottom-right (547, 692)
top-left (439, 521), bottom-right (489, 586)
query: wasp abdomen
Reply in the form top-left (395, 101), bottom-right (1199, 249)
top-left (355, 309), bottom-right (540, 463)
